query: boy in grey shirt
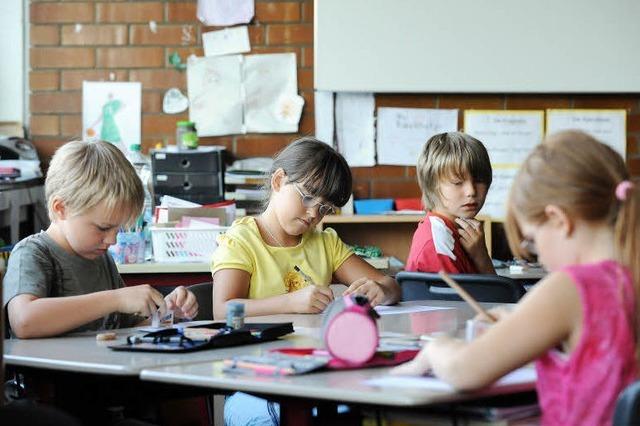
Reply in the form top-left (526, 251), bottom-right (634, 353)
top-left (3, 140), bottom-right (198, 338)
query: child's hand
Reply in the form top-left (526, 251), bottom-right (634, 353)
top-left (165, 286), bottom-right (199, 320)
top-left (287, 285), bottom-right (334, 314)
top-left (455, 218), bottom-right (487, 257)
top-left (390, 344), bottom-right (432, 376)
top-left (115, 284), bottom-right (167, 318)
top-left (343, 277), bottom-right (387, 307)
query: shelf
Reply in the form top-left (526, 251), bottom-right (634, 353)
top-left (321, 214), bottom-right (424, 224)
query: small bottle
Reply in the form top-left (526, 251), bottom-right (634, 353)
top-left (226, 302), bottom-right (245, 329)
top-left (176, 121), bottom-right (197, 150)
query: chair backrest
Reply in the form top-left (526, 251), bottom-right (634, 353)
top-left (396, 271), bottom-right (526, 303)
top-left (186, 281), bottom-right (214, 321)
top-left (614, 380), bottom-right (640, 426)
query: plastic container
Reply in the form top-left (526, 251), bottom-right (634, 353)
top-left (176, 121), bottom-right (197, 150)
top-left (353, 198), bottom-right (394, 215)
top-left (150, 226), bottom-right (228, 263)
top-left (226, 302), bottom-right (245, 329)
top-left (394, 198), bottom-right (423, 211)
top-left (109, 232), bottom-right (145, 264)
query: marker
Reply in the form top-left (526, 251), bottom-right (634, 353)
top-left (294, 265), bottom-right (316, 287)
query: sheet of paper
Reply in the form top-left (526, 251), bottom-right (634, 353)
top-left (479, 166), bottom-right (519, 220)
top-left (374, 305), bottom-right (453, 316)
top-left (314, 91), bottom-right (335, 146)
top-left (203, 26), bottom-right (251, 57)
top-left (546, 109), bottom-right (627, 157)
top-left (464, 110), bottom-right (544, 165)
top-left (365, 367), bottom-right (537, 391)
top-left (244, 53), bottom-right (303, 133)
top-left (197, 0), bottom-right (254, 26)
top-left (335, 93), bottom-right (376, 166)
top-left (377, 108), bottom-right (458, 165)
top-left (187, 55), bottom-right (244, 137)
top-left (82, 81), bottom-right (141, 151)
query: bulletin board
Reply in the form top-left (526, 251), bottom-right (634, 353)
top-left (314, 0), bottom-right (640, 93)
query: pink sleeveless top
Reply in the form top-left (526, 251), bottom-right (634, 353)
top-left (535, 260), bottom-right (638, 426)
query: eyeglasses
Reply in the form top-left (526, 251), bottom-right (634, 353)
top-left (293, 184), bottom-right (336, 216)
top-left (519, 237), bottom-right (538, 256)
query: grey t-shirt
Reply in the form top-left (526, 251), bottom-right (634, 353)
top-left (2, 231), bottom-right (140, 335)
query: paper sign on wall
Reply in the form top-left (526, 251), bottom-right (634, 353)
top-left (546, 109), bottom-right (627, 158)
top-left (203, 26), bottom-right (251, 57)
top-left (197, 0), bottom-right (254, 26)
top-left (376, 107), bottom-right (458, 166)
top-left (335, 93), bottom-right (376, 167)
top-left (314, 91), bottom-right (335, 146)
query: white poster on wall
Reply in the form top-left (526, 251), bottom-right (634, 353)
top-left (82, 81), bottom-right (141, 150)
top-left (376, 107), bottom-right (458, 165)
top-left (546, 109), bottom-right (627, 157)
top-left (314, 91), bottom-right (335, 146)
top-left (335, 93), bottom-right (376, 167)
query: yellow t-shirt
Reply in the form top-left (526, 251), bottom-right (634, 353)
top-left (211, 216), bottom-right (353, 299)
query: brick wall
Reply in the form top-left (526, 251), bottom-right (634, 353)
top-left (29, 0), bottom-right (640, 201)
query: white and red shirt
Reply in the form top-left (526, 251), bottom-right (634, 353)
top-left (405, 211), bottom-right (477, 273)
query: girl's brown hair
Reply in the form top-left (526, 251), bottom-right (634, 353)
top-left (505, 130), bottom-right (640, 353)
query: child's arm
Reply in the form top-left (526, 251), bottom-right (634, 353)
top-left (455, 218), bottom-right (496, 274)
top-left (7, 285), bottom-right (167, 338)
top-left (212, 269), bottom-right (334, 320)
top-left (392, 271), bottom-right (580, 390)
top-left (338, 254), bottom-right (401, 306)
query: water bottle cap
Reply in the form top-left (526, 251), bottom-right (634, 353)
top-left (129, 144), bottom-right (142, 151)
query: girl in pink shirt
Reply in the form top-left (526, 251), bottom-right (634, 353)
top-left (393, 130), bottom-right (640, 426)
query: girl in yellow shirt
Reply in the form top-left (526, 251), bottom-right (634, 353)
top-left (211, 136), bottom-right (401, 319)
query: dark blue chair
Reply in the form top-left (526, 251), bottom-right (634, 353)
top-left (614, 380), bottom-right (640, 426)
top-left (396, 271), bottom-right (526, 303)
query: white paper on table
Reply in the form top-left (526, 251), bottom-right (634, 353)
top-left (335, 93), bottom-right (376, 167)
top-left (377, 108), bottom-right (458, 166)
top-left (187, 54), bottom-right (244, 137)
top-left (374, 305), bottom-right (453, 316)
top-left (479, 166), bottom-right (519, 220)
top-left (366, 367), bottom-right (537, 391)
top-left (546, 109), bottom-right (627, 158)
top-left (197, 0), bottom-right (254, 26)
top-left (82, 81), bottom-right (141, 151)
top-left (244, 53), bottom-right (302, 133)
top-left (314, 91), bottom-right (335, 146)
top-left (203, 26), bottom-right (251, 57)
top-left (464, 110), bottom-right (544, 165)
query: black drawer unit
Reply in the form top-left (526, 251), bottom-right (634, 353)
top-left (150, 147), bottom-right (225, 206)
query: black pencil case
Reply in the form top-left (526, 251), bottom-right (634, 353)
top-left (109, 322), bottom-right (294, 353)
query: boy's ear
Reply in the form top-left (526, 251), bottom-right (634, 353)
top-left (50, 196), bottom-right (68, 221)
top-left (543, 204), bottom-right (573, 237)
top-left (271, 168), bottom-right (287, 193)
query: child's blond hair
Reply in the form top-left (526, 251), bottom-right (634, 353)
top-left (45, 140), bottom-right (144, 225)
top-left (416, 132), bottom-right (493, 210)
top-left (505, 130), bottom-right (640, 355)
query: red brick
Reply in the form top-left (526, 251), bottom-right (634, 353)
top-left (236, 135), bottom-right (292, 157)
top-left (267, 24), bottom-right (313, 45)
top-left (61, 70), bottom-right (128, 90)
top-left (31, 3), bottom-right (94, 24)
top-left (627, 136), bottom-right (638, 156)
top-left (376, 94), bottom-right (437, 109)
top-left (32, 138), bottom-right (68, 165)
top-left (31, 26), bottom-right (60, 46)
top-left (352, 166), bottom-right (406, 179)
top-left (143, 114), bottom-right (188, 136)
top-left (505, 95), bottom-right (572, 110)
top-left (60, 115), bottom-right (82, 137)
top-left (302, 47), bottom-right (313, 67)
top-left (249, 26), bottom-right (266, 45)
top-left (572, 95), bottom-right (638, 111)
top-left (438, 95), bottom-right (505, 110)
top-left (167, 3), bottom-right (197, 22)
top-left (629, 157), bottom-right (640, 176)
top-left (301, 0), bottom-right (313, 22)
top-left (31, 47), bottom-right (95, 69)
top-left (300, 90), bottom-right (314, 112)
top-left (97, 47), bottom-right (164, 68)
top-left (199, 136), bottom-right (234, 152)
top-left (30, 115), bottom-right (59, 136)
top-left (298, 111), bottom-right (314, 134)
top-left (252, 46), bottom-right (300, 65)
top-left (142, 91), bottom-right (163, 113)
top-left (352, 180), bottom-right (371, 199)
top-left (170, 47), bottom-right (204, 65)
top-left (255, 3), bottom-right (300, 22)
top-left (130, 69), bottom-right (186, 90)
top-left (371, 180), bottom-right (421, 198)
top-left (407, 167), bottom-right (418, 178)
top-left (298, 68), bottom-right (313, 90)
top-left (30, 71), bottom-right (59, 91)
top-left (130, 24), bottom-right (196, 46)
top-left (142, 137), bottom-right (168, 154)
top-left (96, 3), bottom-right (163, 23)
top-left (61, 25), bottom-right (127, 46)
top-left (31, 92), bottom-right (82, 114)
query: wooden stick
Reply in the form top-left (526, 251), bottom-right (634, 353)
top-left (438, 271), bottom-right (497, 323)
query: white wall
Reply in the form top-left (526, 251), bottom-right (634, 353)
top-left (0, 0), bottom-right (25, 122)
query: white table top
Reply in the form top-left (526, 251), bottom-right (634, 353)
top-left (496, 267), bottom-right (546, 280)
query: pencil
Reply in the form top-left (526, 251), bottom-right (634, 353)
top-left (438, 271), bottom-right (497, 323)
top-left (294, 265), bottom-right (317, 287)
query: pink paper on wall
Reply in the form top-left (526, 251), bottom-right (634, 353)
top-left (197, 0), bottom-right (255, 26)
